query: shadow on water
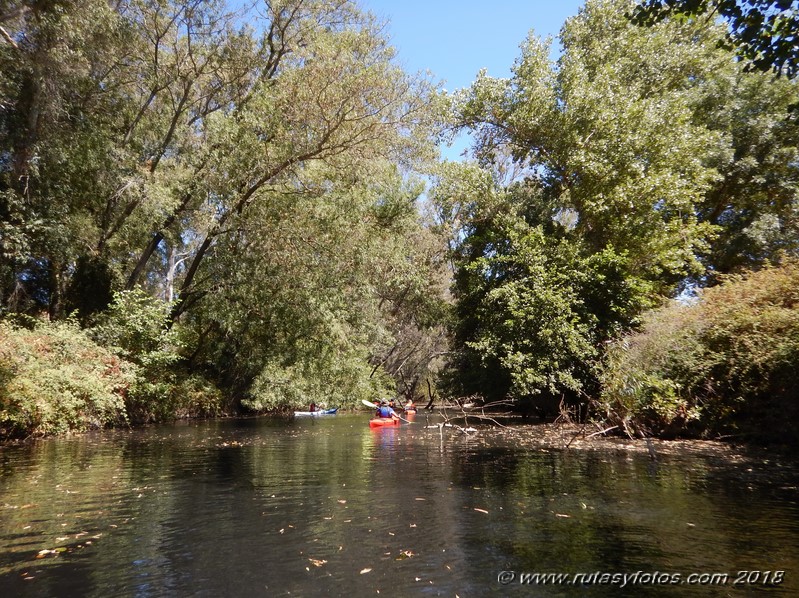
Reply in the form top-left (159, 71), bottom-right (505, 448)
top-left (1, 414), bottom-right (798, 596)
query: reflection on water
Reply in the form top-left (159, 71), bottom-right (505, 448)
top-left (1, 414), bottom-right (797, 596)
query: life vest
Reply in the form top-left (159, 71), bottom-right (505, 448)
top-left (377, 406), bottom-right (393, 418)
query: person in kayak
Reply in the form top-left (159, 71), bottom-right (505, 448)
top-left (309, 402), bottom-right (317, 413)
top-left (376, 400), bottom-right (397, 419)
top-left (404, 398), bottom-right (415, 411)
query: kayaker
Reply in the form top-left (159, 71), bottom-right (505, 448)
top-left (376, 400), bottom-right (397, 419)
top-left (309, 402), bottom-right (317, 413)
top-left (404, 398), bottom-right (415, 411)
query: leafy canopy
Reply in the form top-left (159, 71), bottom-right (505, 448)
top-left (630, 1), bottom-right (799, 78)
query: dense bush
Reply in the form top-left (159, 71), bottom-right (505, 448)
top-left (90, 290), bottom-right (226, 422)
top-left (0, 319), bottom-right (135, 438)
top-left (599, 261), bottom-right (799, 443)
top-left (0, 291), bottom-right (229, 439)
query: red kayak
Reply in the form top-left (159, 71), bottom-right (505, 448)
top-left (369, 417), bottom-right (400, 428)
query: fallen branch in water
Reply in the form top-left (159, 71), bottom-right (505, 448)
top-left (437, 396), bottom-right (515, 431)
top-left (438, 412), bottom-right (512, 429)
top-left (586, 425), bottom-right (619, 439)
top-left (425, 422), bottom-right (477, 435)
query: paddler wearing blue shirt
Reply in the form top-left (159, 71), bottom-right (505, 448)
top-left (375, 399), bottom-right (397, 419)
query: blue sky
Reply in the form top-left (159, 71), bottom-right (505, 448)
top-left (359, 0), bottom-right (586, 159)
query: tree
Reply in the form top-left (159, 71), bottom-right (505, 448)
top-left (432, 163), bottom-right (653, 406)
top-left (690, 60), bottom-right (799, 278)
top-left (187, 161), bottom-right (449, 409)
top-left (630, 1), bottom-right (799, 78)
top-left (1, 1), bottom-right (448, 415)
top-left (438, 0), bottom-right (799, 405)
top-left (1, 1), bottom-right (439, 315)
top-left (452, 0), bottom-right (723, 291)
top-left (0, 0), bottom-right (127, 316)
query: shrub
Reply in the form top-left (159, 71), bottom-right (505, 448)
top-left (90, 289), bottom-right (184, 423)
top-left (0, 319), bottom-right (136, 438)
top-left (599, 260), bottom-right (799, 443)
top-left (168, 374), bottom-right (229, 419)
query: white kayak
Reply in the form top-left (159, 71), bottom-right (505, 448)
top-left (294, 408), bottom-right (338, 417)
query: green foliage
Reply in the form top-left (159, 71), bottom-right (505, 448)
top-left (0, 318), bottom-right (135, 438)
top-left (599, 260), bottom-right (799, 442)
top-left (64, 255), bottom-right (116, 322)
top-left (189, 162), bottom-right (447, 409)
top-left (91, 290), bottom-right (179, 366)
top-left (90, 290), bottom-right (184, 422)
top-left (630, 0), bottom-right (799, 78)
top-left (0, 1), bottom-right (445, 424)
top-left (691, 60), bottom-right (799, 277)
top-left (244, 352), bottom-right (391, 412)
top-left (440, 188), bottom-right (654, 403)
top-left (451, 0), bottom-right (724, 288)
top-left (437, 0), bottom-right (799, 419)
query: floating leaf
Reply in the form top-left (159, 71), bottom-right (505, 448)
top-left (395, 550), bottom-right (415, 560)
top-left (474, 508), bottom-right (488, 514)
top-left (360, 567), bottom-right (372, 574)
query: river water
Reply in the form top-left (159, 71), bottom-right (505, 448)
top-left (1, 413), bottom-right (797, 596)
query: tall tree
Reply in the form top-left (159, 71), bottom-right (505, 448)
top-left (1, 1), bottom-right (447, 410)
top-left (437, 0), bottom-right (799, 404)
top-left (0, 0), bottom-right (126, 316)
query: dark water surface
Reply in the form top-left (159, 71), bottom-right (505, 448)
top-left (1, 413), bottom-right (798, 596)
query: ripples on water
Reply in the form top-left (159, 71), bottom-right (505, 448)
top-left (1, 414), bottom-right (798, 596)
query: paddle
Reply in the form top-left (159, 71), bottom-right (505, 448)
top-left (360, 399), bottom-right (413, 424)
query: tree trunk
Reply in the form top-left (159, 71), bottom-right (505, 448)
top-left (425, 379), bottom-right (435, 410)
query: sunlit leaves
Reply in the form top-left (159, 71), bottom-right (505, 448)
top-left (0, 319), bottom-right (135, 438)
top-left (450, 0), bottom-right (727, 287)
top-left (600, 259), bottom-right (799, 441)
top-left (436, 0), bottom-right (799, 405)
top-left (1, 1), bottom-right (447, 418)
top-left (630, 0), bottom-right (799, 78)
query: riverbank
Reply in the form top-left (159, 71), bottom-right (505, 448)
top-left (415, 415), bottom-right (799, 467)
top-left (4, 402), bottom-right (797, 465)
